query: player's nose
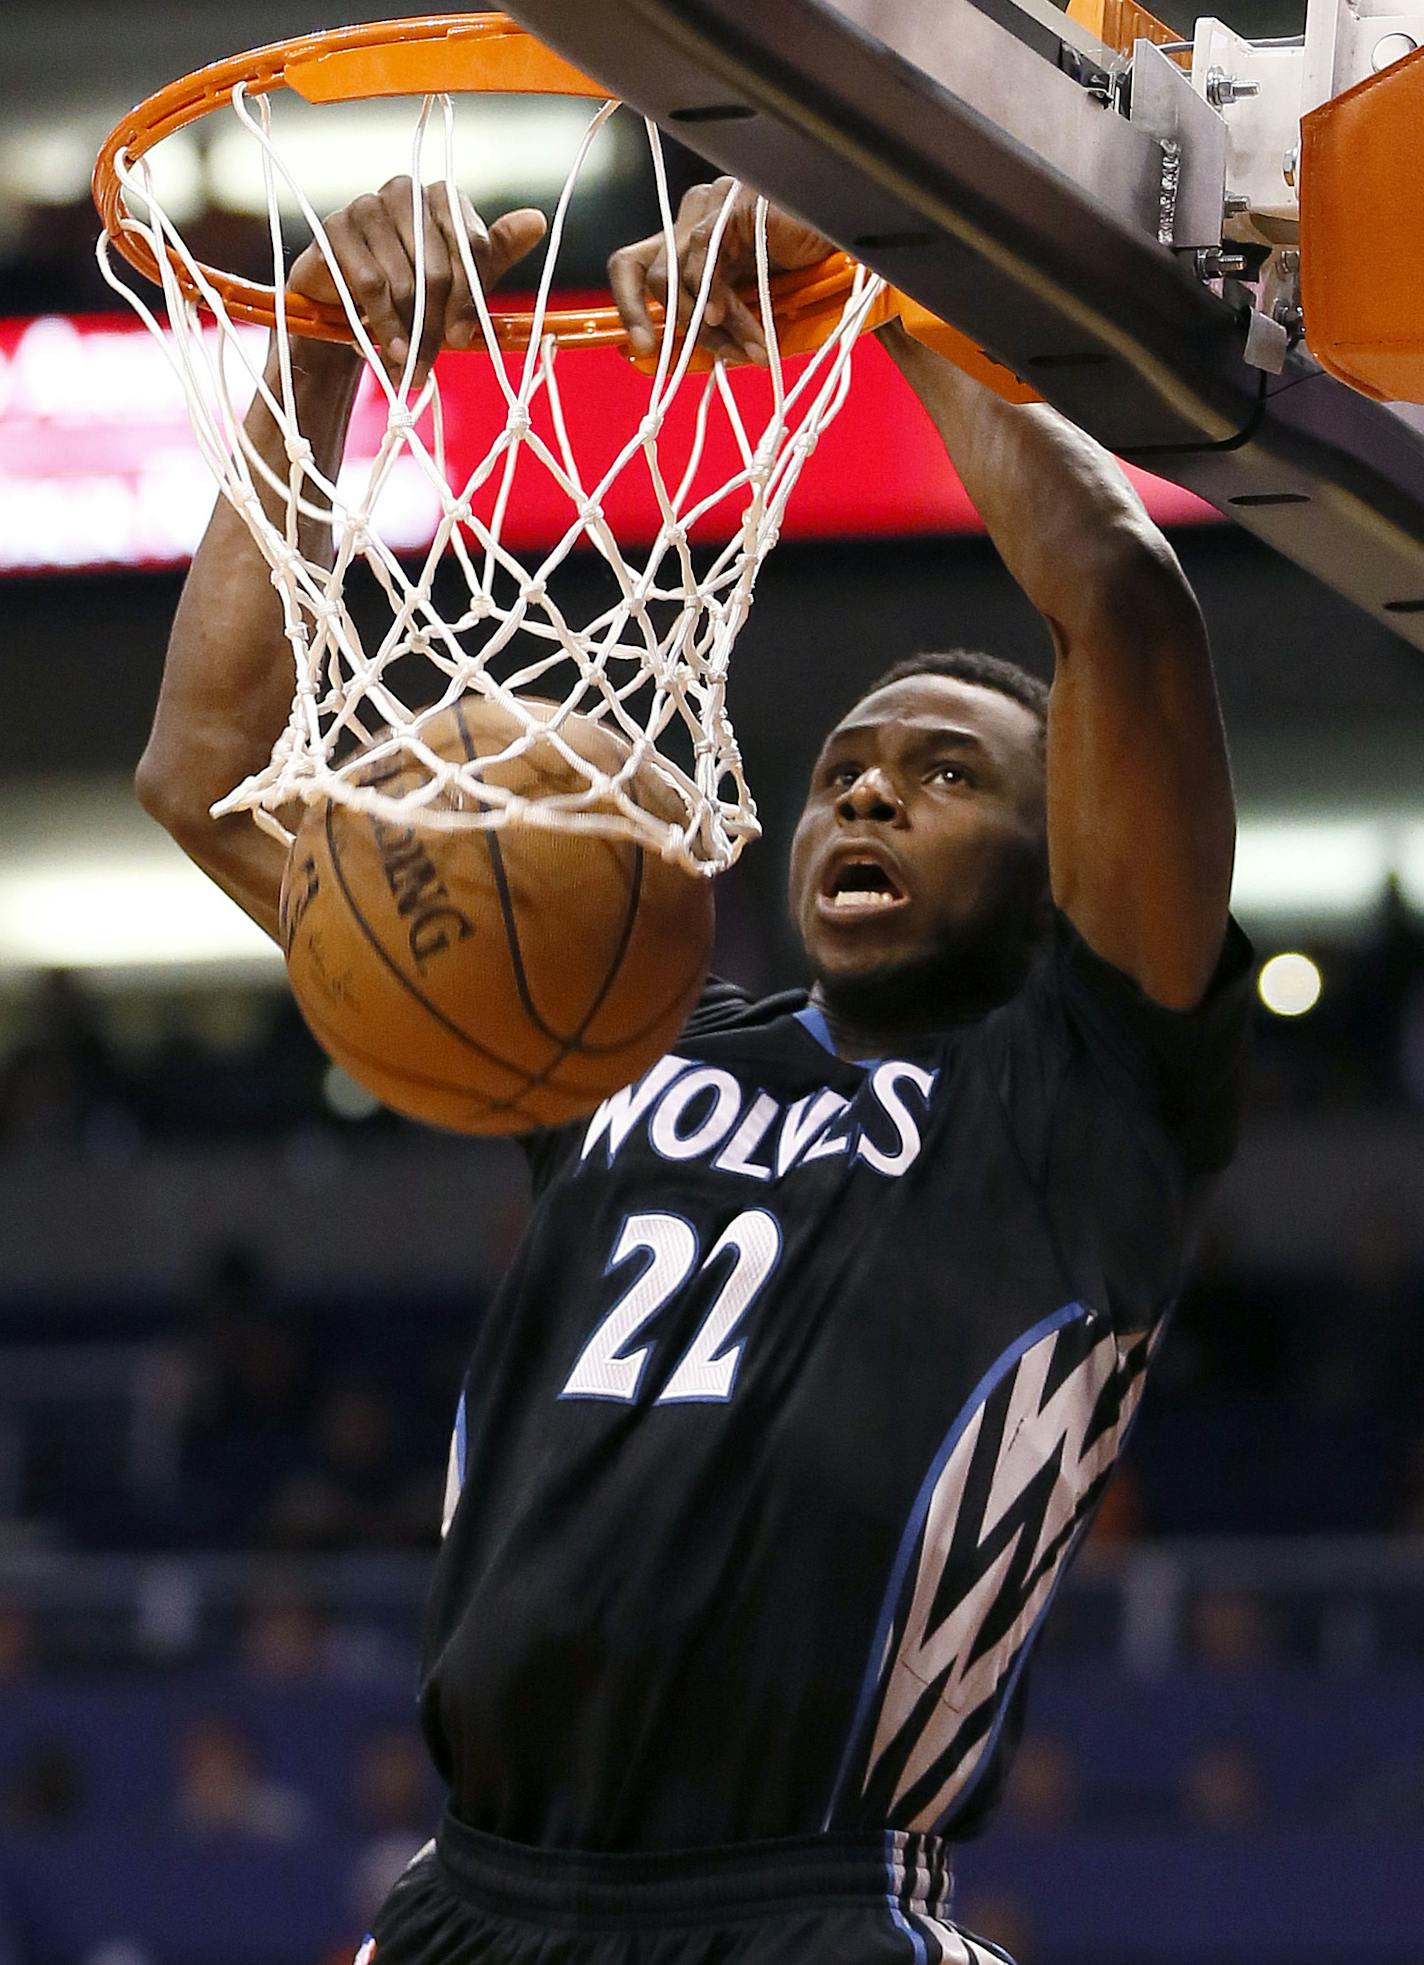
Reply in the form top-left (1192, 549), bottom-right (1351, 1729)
top-left (836, 766), bottom-right (905, 825)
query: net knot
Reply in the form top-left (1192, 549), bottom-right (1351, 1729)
top-left (284, 434), bottom-right (313, 469)
top-left (386, 404), bottom-right (417, 436)
top-left (506, 404), bottom-right (533, 438)
top-left (520, 578), bottom-right (547, 606)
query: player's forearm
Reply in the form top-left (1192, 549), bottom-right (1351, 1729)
top-left (137, 337), bottom-right (362, 827)
top-left (881, 320), bottom-right (1187, 638)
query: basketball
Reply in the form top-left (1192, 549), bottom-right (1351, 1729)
top-left (278, 697), bottom-right (715, 1135)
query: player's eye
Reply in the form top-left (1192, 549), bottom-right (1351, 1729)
top-left (928, 761), bottom-right (969, 786)
top-left (825, 760), bottom-right (861, 789)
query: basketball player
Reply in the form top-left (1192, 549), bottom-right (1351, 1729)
top-left (138, 177), bottom-right (1251, 1964)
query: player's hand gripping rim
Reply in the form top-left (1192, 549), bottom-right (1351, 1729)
top-left (286, 177), bottom-right (548, 387)
top-left (608, 175), bottom-right (833, 369)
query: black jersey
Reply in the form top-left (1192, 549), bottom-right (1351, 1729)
top-left (420, 908), bottom-right (1252, 1852)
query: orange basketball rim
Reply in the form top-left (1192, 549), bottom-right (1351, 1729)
top-left (90, 10), bottom-right (875, 361)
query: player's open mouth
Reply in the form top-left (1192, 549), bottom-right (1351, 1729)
top-left (817, 854), bottom-right (909, 918)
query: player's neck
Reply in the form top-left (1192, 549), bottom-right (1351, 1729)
top-left (806, 978), bottom-right (992, 1058)
top-left (808, 934), bottom-right (1038, 1056)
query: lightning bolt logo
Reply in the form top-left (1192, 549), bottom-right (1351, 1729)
top-left (839, 1307), bottom-right (1149, 1833)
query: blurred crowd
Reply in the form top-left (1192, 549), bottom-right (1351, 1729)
top-left (3, 1588), bottom-right (1424, 1965)
top-left (1251, 883), bottom-right (1424, 1112)
top-left (0, 971), bottom-right (332, 1157)
top-left (158, 1249), bottom-right (448, 1555)
top-left (0, 1611), bottom-right (442, 1965)
top-left (3, 202), bottom-right (280, 324)
top-left (4, 1242), bottom-right (468, 1557)
top-left (3, 1697), bottom-right (435, 1875)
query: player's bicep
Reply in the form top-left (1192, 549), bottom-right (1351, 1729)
top-left (1045, 543), bottom-right (1236, 1012)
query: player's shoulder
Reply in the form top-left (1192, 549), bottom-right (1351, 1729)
top-left (981, 906), bottom-right (1254, 1039)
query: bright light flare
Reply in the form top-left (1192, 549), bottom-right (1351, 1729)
top-left (1231, 823), bottom-right (1388, 921)
top-left (0, 853), bottom-right (280, 973)
top-left (1257, 951), bottom-right (1323, 1017)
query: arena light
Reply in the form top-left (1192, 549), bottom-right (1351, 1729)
top-left (1257, 951), bottom-right (1324, 1017)
top-left (1228, 821), bottom-right (1391, 922)
top-left (0, 861), bottom-right (279, 973)
top-left (0, 122), bottom-right (204, 223)
top-left (0, 122), bottom-right (98, 204)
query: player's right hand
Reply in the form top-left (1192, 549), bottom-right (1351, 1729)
top-left (287, 178), bottom-right (548, 382)
top-left (609, 177), bottom-right (833, 366)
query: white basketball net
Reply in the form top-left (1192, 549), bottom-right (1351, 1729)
top-left (98, 84), bottom-right (885, 873)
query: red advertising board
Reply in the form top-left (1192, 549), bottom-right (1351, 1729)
top-left (0, 310), bottom-right (1215, 575)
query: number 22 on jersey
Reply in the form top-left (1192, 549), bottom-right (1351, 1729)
top-left (560, 1209), bottom-right (783, 1405)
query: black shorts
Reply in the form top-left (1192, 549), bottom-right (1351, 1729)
top-left (365, 1814), bottom-right (1015, 1965)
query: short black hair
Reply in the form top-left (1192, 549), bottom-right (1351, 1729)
top-left (859, 649), bottom-right (1049, 737)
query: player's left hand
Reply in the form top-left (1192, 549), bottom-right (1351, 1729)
top-left (608, 177), bottom-right (833, 366)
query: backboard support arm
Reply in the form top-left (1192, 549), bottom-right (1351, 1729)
top-left (503, 0), bottom-right (1424, 647)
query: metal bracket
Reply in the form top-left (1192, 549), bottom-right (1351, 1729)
top-left (1192, 17), bottom-right (1306, 236)
top-left (1243, 306), bottom-right (1290, 371)
top-left (1303, 0), bottom-right (1424, 109)
top-left (1129, 38), bottom-right (1229, 248)
top-left (1259, 245), bottom-right (1303, 339)
top-left (1060, 43), bottom-right (1123, 103)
